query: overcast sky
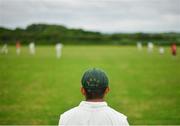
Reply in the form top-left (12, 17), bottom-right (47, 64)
top-left (0, 0), bottom-right (180, 33)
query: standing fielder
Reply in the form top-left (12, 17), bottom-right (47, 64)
top-left (1, 43), bottom-right (8, 54)
top-left (137, 42), bottom-right (142, 51)
top-left (171, 43), bottom-right (177, 56)
top-left (16, 41), bottom-right (21, 55)
top-left (159, 46), bottom-right (165, 55)
top-left (147, 42), bottom-right (153, 53)
top-left (58, 68), bottom-right (129, 126)
top-left (29, 42), bottom-right (36, 55)
top-left (55, 43), bottom-right (63, 59)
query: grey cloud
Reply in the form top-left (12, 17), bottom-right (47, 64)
top-left (0, 0), bottom-right (179, 32)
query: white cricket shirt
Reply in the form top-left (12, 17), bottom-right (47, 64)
top-left (58, 101), bottom-right (129, 126)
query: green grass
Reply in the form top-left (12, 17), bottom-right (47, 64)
top-left (0, 45), bottom-right (180, 125)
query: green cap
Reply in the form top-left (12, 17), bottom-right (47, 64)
top-left (81, 68), bottom-right (109, 89)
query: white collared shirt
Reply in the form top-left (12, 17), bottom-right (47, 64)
top-left (58, 101), bottom-right (129, 126)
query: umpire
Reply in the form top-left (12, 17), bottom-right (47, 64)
top-left (58, 68), bottom-right (129, 126)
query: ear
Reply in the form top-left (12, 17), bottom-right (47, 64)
top-left (104, 87), bottom-right (110, 95)
top-left (81, 87), bottom-right (86, 96)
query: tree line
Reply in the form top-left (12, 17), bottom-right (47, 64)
top-left (0, 24), bottom-right (179, 45)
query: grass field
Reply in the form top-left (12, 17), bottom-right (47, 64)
top-left (0, 45), bottom-right (180, 125)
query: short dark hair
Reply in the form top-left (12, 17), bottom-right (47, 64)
top-left (84, 87), bottom-right (107, 100)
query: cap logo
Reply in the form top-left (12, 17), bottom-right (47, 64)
top-left (81, 68), bottom-right (109, 88)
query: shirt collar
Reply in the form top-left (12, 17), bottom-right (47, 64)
top-left (79, 101), bottom-right (108, 108)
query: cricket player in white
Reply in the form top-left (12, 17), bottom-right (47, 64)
top-left (58, 68), bottom-right (129, 126)
top-left (137, 42), bottom-right (142, 51)
top-left (55, 43), bottom-right (63, 59)
top-left (29, 42), bottom-right (36, 55)
top-left (1, 43), bottom-right (8, 54)
top-left (159, 46), bottom-right (164, 55)
top-left (147, 42), bottom-right (153, 53)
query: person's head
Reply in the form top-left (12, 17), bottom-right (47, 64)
top-left (81, 68), bottom-right (109, 101)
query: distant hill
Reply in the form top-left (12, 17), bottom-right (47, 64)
top-left (0, 24), bottom-right (180, 45)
